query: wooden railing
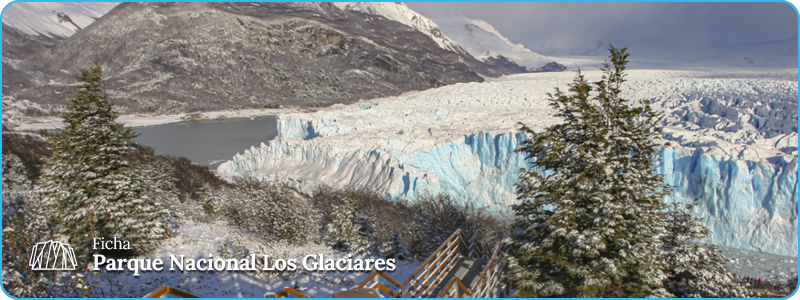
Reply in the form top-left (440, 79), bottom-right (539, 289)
top-left (437, 242), bottom-right (507, 298)
top-left (274, 287), bottom-right (311, 298)
top-left (352, 228), bottom-right (505, 298)
top-left (142, 285), bottom-right (199, 298)
top-left (266, 229), bottom-right (507, 298)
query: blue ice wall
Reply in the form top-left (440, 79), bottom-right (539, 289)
top-left (230, 116), bottom-right (798, 256)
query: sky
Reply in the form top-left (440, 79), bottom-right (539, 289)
top-left (406, 2), bottom-right (799, 64)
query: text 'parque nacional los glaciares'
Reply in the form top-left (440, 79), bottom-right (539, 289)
top-left (92, 238), bottom-right (396, 277)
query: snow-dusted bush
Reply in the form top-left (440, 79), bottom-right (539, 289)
top-left (165, 155), bottom-right (230, 202)
top-left (207, 182), bottom-right (318, 245)
top-left (662, 200), bottom-right (750, 297)
top-left (381, 227), bottom-right (410, 260)
top-left (311, 187), bottom-right (507, 259)
top-left (326, 195), bottom-right (372, 253)
top-left (787, 276), bottom-right (798, 292)
top-left (2, 131), bottom-right (50, 182)
top-left (2, 191), bottom-right (94, 297)
top-left (406, 193), bottom-right (495, 257)
top-left (311, 187), bottom-right (407, 256)
top-left (2, 153), bottom-right (29, 189)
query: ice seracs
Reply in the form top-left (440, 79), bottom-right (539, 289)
top-left (218, 69), bottom-right (798, 257)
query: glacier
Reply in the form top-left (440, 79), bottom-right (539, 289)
top-left (218, 69), bottom-right (798, 257)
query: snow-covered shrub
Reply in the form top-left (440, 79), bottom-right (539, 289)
top-left (2, 191), bottom-right (95, 297)
top-left (311, 187), bottom-right (417, 257)
top-left (381, 227), bottom-right (410, 260)
top-left (406, 193), bottom-right (493, 257)
top-left (166, 155), bottom-right (231, 202)
top-left (207, 182), bottom-right (318, 245)
top-left (2, 131), bottom-right (51, 182)
top-left (787, 276), bottom-right (798, 292)
top-left (311, 187), bottom-right (506, 259)
top-left (2, 183), bottom-right (52, 297)
top-left (2, 153), bottom-right (30, 190)
top-left (662, 200), bottom-right (751, 297)
top-left (326, 195), bottom-right (372, 253)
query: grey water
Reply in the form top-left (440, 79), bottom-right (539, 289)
top-left (130, 116), bottom-right (277, 170)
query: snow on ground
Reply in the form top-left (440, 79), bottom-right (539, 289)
top-left (94, 220), bottom-right (421, 298)
top-left (92, 219), bottom-right (797, 298)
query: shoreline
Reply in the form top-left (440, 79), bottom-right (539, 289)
top-left (12, 107), bottom-right (300, 131)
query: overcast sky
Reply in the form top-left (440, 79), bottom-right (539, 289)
top-left (406, 2), bottom-right (798, 63)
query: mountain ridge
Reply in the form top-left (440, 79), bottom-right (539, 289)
top-left (4, 2), bottom-right (549, 117)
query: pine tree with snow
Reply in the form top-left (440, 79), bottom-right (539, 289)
top-left (120, 152), bottom-right (177, 253)
top-left (662, 200), bottom-right (750, 297)
top-left (38, 63), bottom-right (170, 255)
top-left (327, 195), bottom-right (371, 253)
top-left (508, 46), bottom-right (671, 297)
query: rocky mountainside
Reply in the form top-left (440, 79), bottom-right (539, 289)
top-left (3, 2), bottom-right (538, 116)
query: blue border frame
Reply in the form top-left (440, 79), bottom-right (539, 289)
top-left (0, 0), bottom-right (797, 299)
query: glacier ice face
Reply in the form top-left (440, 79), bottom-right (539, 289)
top-left (218, 70), bottom-right (798, 256)
top-left (660, 148), bottom-right (798, 256)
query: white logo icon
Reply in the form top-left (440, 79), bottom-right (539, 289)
top-left (29, 240), bottom-right (77, 271)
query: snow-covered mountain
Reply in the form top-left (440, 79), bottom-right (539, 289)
top-left (332, 2), bottom-right (461, 54)
top-left (217, 69), bottom-right (798, 257)
top-left (327, 3), bottom-right (562, 72)
top-left (2, 2), bottom-right (117, 38)
top-left (432, 13), bottom-right (562, 72)
top-left (2, 2), bottom-right (562, 75)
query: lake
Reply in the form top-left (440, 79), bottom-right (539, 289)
top-left (131, 116), bottom-right (277, 169)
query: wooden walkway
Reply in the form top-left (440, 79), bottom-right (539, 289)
top-left (274, 229), bottom-right (508, 298)
top-left (142, 229), bottom-right (508, 298)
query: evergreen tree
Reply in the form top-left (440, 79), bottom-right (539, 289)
top-left (508, 46), bottom-right (670, 297)
top-left (39, 62), bottom-right (170, 255)
top-left (122, 152), bottom-right (177, 253)
top-left (662, 200), bottom-right (750, 297)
